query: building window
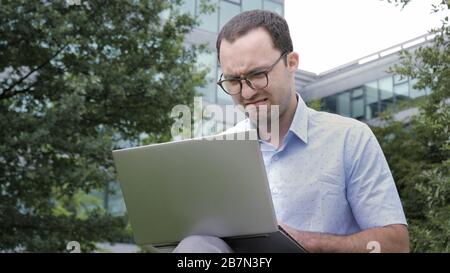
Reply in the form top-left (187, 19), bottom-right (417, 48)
top-left (198, 0), bottom-right (219, 33)
top-left (263, 0), bottom-right (283, 15)
top-left (409, 77), bottom-right (427, 98)
top-left (220, 0), bottom-right (241, 29)
top-left (242, 0), bottom-right (262, 10)
top-left (197, 51), bottom-right (218, 103)
top-left (317, 73), bottom-right (436, 121)
top-left (179, 0), bottom-right (196, 15)
top-left (322, 94), bottom-right (337, 113)
top-left (351, 88), bottom-right (364, 120)
top-left (379, 76), bottom-right (394, 113)
top-left (337, 91), bottom-right (351, 117)
top-left (364, 81), bottom-right (379, 120)
top-left (226, 0), bottom-right (242, 4)
top-left (394, 82), bottom-right (410, 101)
top-left (393, 74), bottom-right (410, 102)
top-left (105, 182), bottom-right (127, 216)
top-left (393, 74), bottom-right (408, 84)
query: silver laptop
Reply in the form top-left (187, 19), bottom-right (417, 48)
top-left (112, 131), bottom-right (306, 252)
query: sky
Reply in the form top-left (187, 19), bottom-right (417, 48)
top-left (284, 0), bottom-right (448, 74)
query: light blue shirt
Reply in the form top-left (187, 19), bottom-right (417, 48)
top-left (228, 95), bottom-right (407, 235)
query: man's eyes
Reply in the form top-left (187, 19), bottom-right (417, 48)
top-left (225, 71), bottom-right (266, 81)
top-left (224, 79), bottom-right (240, 86)
top-left (248, 71), bottom-right (266, 79)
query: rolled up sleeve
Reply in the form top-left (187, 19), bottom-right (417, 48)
top-left (345, 124), bottom-right (407, 230)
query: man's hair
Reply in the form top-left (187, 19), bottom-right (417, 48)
top-left (216, 10), bottom-right (293, 62)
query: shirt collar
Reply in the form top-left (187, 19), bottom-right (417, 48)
top-left (289, 93), bottom-right (309, 144)
top-left (250, 93), bottom-right (309, 148)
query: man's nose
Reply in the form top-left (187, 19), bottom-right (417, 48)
top-left (240, 80), bottom-right (257, 100)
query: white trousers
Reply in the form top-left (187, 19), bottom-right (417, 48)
top-left (173, 235), bottom-right (233, 253)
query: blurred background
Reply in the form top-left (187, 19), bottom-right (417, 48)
top-left (0, 0), bottom-right (448, 252)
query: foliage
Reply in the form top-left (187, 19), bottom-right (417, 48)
top-left (307, 99), bottom-right (322, 111)
top-left (373, 0), bottom-right (450, 252)
top-left (0, 0), bottom-right (206, 252)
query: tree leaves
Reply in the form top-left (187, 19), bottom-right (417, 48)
top-left (0, 0), bottom-right (205, 251)
top-left (374, 0), bottom-right (450, 252)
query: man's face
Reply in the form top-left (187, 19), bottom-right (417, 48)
top-left (219, 28), bottom-right (298, 122)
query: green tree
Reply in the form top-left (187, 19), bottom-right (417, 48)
top-left (307, 99), bottom-right (322, 111)
top-left (0, 0), bottom-right (207, 252)
top-left (373, 0), bottom-right (450, 252)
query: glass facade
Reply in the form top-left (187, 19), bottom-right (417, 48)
top-left (321, 75), bottom-right (429, 121)
top-left (196, 51), bottom-right (218, 102)
top-left (220, 1), bottom-right (241, 29)
top-left (179, 0), bottom-right (196, 15)
top-left (365, 81), bottom-right (379, 120)
top-left (337, 92), bottom-right (350, 117)
top-left (242, 0), bottom-right (262, 11)
top-left (181, 0), bottom-right (283, 34)
top-left (409, 77), bottom-right (428, 98)
top-left (351, 87), bottom-right (364, 120)
top-left (263, 0), bottom-right (283, 15)
top-left (197, 0), bottom-right (219, 33)
top-left (379, 76), bottom-right (394, 113)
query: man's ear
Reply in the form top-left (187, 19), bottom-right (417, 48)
top-left (287, 52), bottom-right (299, 72)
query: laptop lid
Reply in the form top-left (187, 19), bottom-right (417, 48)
top-left (112, 131), bottom-right (278, 246)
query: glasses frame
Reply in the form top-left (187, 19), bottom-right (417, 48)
top-left (217, 52), bottom-right (289, 95)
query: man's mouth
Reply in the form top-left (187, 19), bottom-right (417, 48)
top-left (245, 98), bottom-right (269, 107)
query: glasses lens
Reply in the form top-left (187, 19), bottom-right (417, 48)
top-left (247, 72), bottom-right (268, 89)
top-left (221, 79), bottom-right (241, 95)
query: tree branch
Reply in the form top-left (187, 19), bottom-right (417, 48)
top-left (0, 46), bottom-right (67, 100)
top-left (0, 0), bottom-right (109, 101)
top-left (0, 81), bottom-right (38, 100)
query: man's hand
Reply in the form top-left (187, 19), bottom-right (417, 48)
top-left (279, 222), bottom-right (409, 253)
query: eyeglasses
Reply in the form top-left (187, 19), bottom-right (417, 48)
top-left (217, 52), bottom-right (288, 95)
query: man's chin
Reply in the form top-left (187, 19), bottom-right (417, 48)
top-left (244, 103), bottom-right (269, 112)
top-left (247, 104), bottom-right (281, 126)
top-left (245, 108), bottom-right (272, 124)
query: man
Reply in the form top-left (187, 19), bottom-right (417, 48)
top-left (175, 10), bottom-right (409, 253)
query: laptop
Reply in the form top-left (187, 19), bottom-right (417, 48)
top-left (112, 131), bottom-right (307, 253)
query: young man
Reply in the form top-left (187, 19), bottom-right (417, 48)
top-left (175, 10), bottom-right (409, 253)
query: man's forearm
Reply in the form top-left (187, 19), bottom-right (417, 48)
top-left (280, 223), bottom-right (409, 253)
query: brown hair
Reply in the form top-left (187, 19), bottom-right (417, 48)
top-left (216, 10), bottom-right (293, 62)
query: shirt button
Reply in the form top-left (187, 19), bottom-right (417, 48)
top-left (273, 155), bottom-right (279, 161)
top-left (272, 187), bottom-right (279, 194)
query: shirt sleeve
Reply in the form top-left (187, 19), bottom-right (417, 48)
top-left (344, 124), bottom-right (407, 230)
